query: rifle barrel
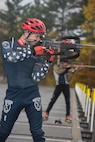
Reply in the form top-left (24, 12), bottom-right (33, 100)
top-left (84, 65), bottom-right (95, 68)
top-left (76, 43), bottom-right (95, 47)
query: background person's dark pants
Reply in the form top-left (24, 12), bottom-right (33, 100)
top-left (46, 84), bottom-right (70, 116)
top-left (0, 86), bottom-right (45, 142)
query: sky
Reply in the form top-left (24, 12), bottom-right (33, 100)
top-left (0, 0), bottom-right (32, 9)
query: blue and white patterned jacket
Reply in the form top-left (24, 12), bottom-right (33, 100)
top-left (1, 39), bottom-right (50, 88)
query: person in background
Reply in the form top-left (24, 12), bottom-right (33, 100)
top-left (0, 18), bottom-right (55, 142)
top-left (43, 59), bottom-right (78, 123)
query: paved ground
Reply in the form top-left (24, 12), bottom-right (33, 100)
top-left (0, 84), bottom-right (82, 142)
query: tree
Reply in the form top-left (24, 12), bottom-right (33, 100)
top-left (76, 0), bottom-right (95, 87)
top-left (39, 0), bottom-right (86, 37)
top-left (0, 0), bottom-right (86, 39)
top-left (0, 0), bottom-right (31, 41)
top-left (22, 0), bottom-right (85, 37)
top-left (81, 0), bottom-right (95, 42)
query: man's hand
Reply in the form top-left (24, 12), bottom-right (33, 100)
top-left (34, 46), bottom-right (46, 55)
top-left (46, 49), bottom-right (55, 63)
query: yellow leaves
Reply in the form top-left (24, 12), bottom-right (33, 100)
top-left (83, 0), bottom-right (95, 21)
top-left (81, 21), bottom-right (91, 32)
top-left (82, 0), bottom-right (95, 35)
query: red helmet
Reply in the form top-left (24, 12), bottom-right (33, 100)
top-left (22, 18), bottom-right (46, 34)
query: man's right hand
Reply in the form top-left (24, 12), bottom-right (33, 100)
top-left (46, 49), bottom-right (55, 63)
top-left (34, 46), bottom-right (46, 55)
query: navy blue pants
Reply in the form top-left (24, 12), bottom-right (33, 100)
top-left (0, 86), bottom-right (45, 142)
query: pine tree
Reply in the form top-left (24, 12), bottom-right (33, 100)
top-left (0, 0), bottom-right (31, 40)
top-left (40, 0), bottom-right (85, 37)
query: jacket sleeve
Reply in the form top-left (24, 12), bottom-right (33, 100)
top-left (32, 60), bottom-right (51, 83)
top-left (1, 41), bottom-right (34, 62)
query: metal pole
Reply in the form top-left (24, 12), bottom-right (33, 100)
top-left (87, 98), bottom-right (91, 123)
top-left (90, 89), bottom-right (95, 132)
top-left (85, 97), bottom-right (89, 117)
top-left (90, 102), bottom-right (95, 132)
top-left (57, 47), bottom-right (60, 65)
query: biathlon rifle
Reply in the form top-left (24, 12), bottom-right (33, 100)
top-left (26, 36), bottom-right (95, 60)
top-left (68, 62), bottom-right (95, 69)
top-left (40, 36), bottom-right (95, 60)
top-left (40, 36), bottom-right (81, 59)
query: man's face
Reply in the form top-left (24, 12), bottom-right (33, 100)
top-left (25, 33), bottom-right (41, 45)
